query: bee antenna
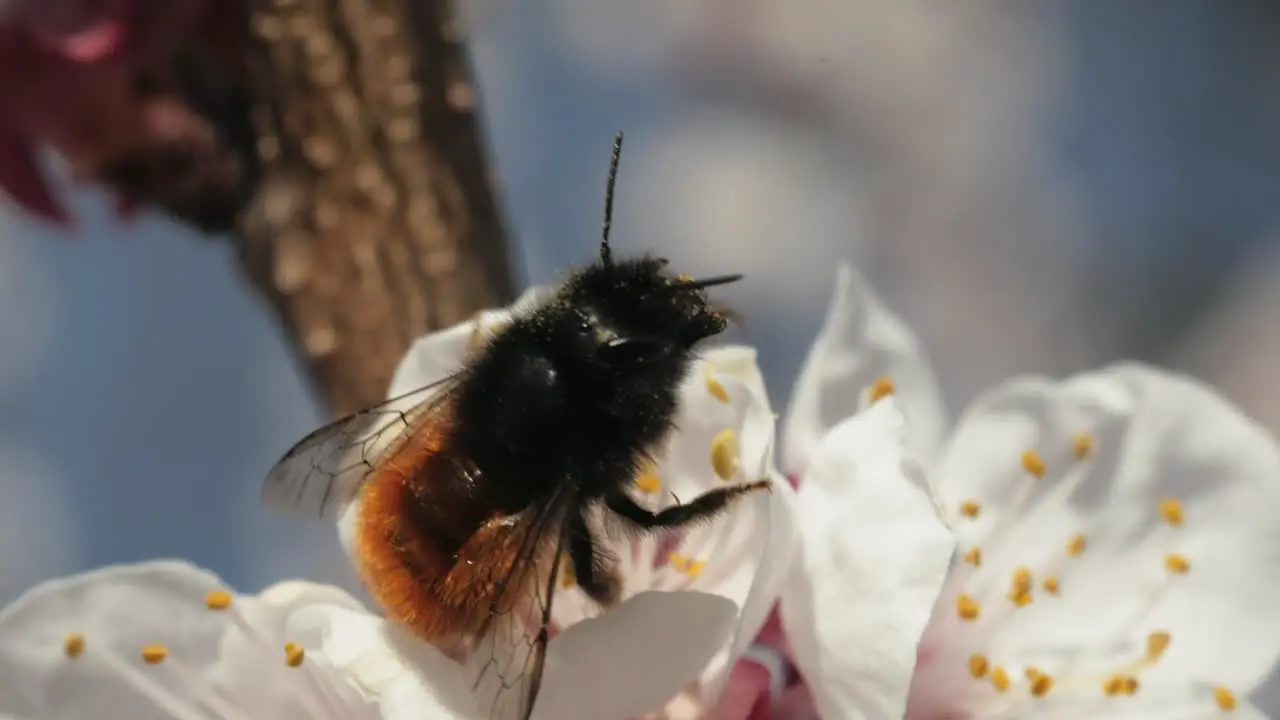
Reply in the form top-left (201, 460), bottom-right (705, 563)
top-left (600, 131), bottom-right (623, 270)
top-left (667, 273), bottom-right (745, 291)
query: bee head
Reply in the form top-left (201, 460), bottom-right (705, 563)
top-left (574, 130), bottom-right (741, 368)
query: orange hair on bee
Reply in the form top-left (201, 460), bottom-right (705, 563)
top-left (354, 413), bottom-right (546, 642)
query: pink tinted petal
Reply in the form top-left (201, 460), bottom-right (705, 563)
top-left (774, 684), bottom-right (818, 720)
top-left (710, 659), bottom-right (771, 720)
top-left (0, 134), bottom-right (69, 225)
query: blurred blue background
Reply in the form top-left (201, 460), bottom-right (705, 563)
top-left (3, 0), bottom-right (1280, 670)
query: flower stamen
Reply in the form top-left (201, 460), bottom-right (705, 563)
top-left (1072, 432), bottom-right (1095, 460)
top-left (204, 589), bottom-right (233, 610)
top-left (867, 376), bottom-right (896, 403)
top-left (705, 372), bottom-right (730, 404)
top-left (64, 632), bottom-right (85, 658)
top-left (710, 429), bottom-right (739, 481)
top-left (1158, 498), bottom-right (1184, 527)
top-left (1021, 451), bottom-right (1047, 479)
top-left (1164, 554), bottom-right (1191, 574)
top-left (968, 654), bottom-right (989, 678)
top-left (1214, 687), bottom-right (1238, 711)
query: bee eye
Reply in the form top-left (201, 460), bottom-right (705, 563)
top-left (599, 336), bottom-right (673, 365)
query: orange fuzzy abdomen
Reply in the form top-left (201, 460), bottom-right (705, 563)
top-left (354, 421), bottom-right (540, 642)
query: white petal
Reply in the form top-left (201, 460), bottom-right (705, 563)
top-left (931, 363), bottom-right (1280, 692)
top-left (258, 579), bottom-right (368, 614)
top-left (386, 286), bottom-right (549, 397)
top-left (1028, 686), bottom-right (1268, 720)
top-left (658, 346), bottom-right (776, 501)
top-left (0, 560), bottom-right (375, 719)
top-left (546, 345), bottom-right (793, 709)
top-left (782, 264), bottom-right (947, 475)
top-left (303, 605), bottom-right (480, 719)
top-left (780, 399), bottom-right (956, 720)
top-left (535, 591), bottom-right (739, 719)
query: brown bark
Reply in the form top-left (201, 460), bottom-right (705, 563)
top-left (234, 0), bottom-right (516, 417)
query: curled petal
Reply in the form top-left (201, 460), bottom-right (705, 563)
top-left (780, 399), bottom-right (955, 720)
top-left (782, 264), bottom-right (946, 475)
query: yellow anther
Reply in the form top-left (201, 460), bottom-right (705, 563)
top-left (284, 642), bottom-right (305, 667)
top-left (868, 376), bottom-right (896, 403)
top-left (1073, 432), bottom-right (1095, 459)
top-left (1146, 631), bottom-right (1171, 662)
top-left (141, 644), bottom-right (168, 664)
top-left (710, 429), bottom-right (739, 481)
top-left (1158, 498), bottom-right (1184, 527)
top-left (1042, 575), bottom-right (1060, 595)
top-left (962, 547), bottom-right (982, 566)
top-left (1067, 533), bottom-right (1087, 557)
top-left (63, 633), bottom-right (85, 658)
top-left (1029, 671), bottom-right (1054, 697)
top-left (670, 550), bottom-right (711, 573)
top-left (204, 589), bottom-right (233, 610)
top-left (1008, 588), bottom-right (1033, 608)
top-left (667, 553), bottom-right (706, 578)
top-left (1164, 554), bottom-right (1191, 574)
top-left (1214, 687), bottom-right (1237, 711)
top-left (968, 654), bottom-right (989, 678)
top-left (1021, 450), bottom-right (1046, 479)
top-left (1103, 675), bottom-right (1124, 696)
top-left (635, 472), bottom-right (662, 494)
top-left (956, 594), bottom-right (981, 621)
top-left (1024, 666), bottom-right (1043, 681)
top-left (1105, 674), bottom-right (1139, 696)
top-left (705, 373), bottom-right (730, 404)
top-left (990, 667), bottom-right (1010, 692)
top-left (959, 501), bottom-right (982, 519)
top-left (1011, 567), bottom-right (1032, 592)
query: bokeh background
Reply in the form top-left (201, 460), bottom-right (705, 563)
top-left (3, 0), bottom-right (1280, 690)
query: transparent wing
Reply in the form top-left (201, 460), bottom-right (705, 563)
top-left (463, 494), bottom-right (575, 720)
top-left (259, 378), bottom-right (456, 520)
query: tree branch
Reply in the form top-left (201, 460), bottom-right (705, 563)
top-left (234, 0), bottom-right (515, 416)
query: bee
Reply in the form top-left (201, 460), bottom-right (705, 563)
top-left (260, 132), bottom-right (770, 719)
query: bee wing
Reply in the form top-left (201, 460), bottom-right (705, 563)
top-left (260, 378), bottom-right (456, 520)
top-left (462, 492), bottom-right (577, 720)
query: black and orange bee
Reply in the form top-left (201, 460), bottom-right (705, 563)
top-left (260, 133), bottom-right (770, 719)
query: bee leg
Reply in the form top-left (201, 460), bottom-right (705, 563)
top-left (605, 479), bottom-right (771, 530)
top-left (567, 510), bottom-right (622, 607)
